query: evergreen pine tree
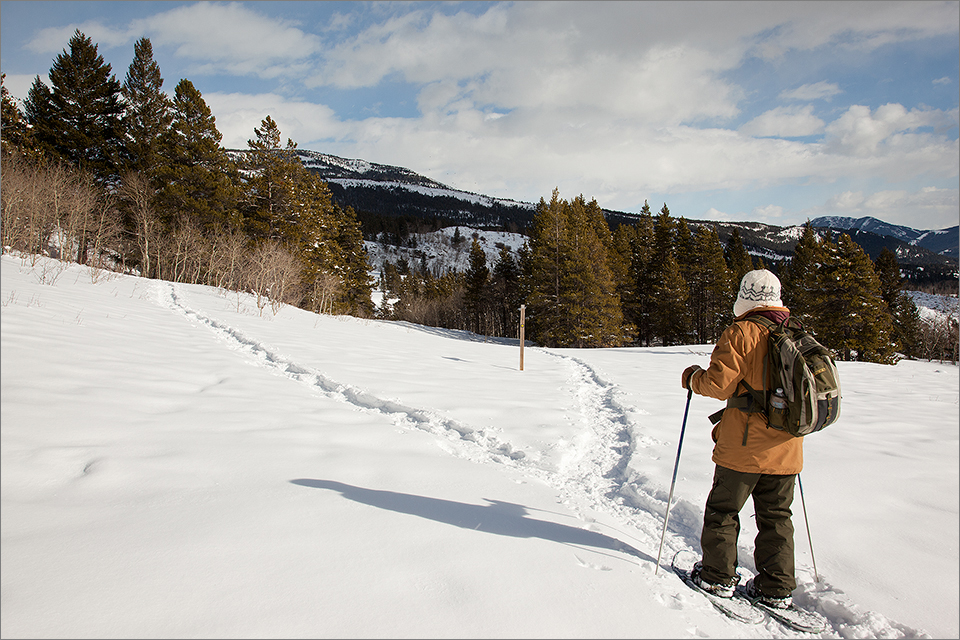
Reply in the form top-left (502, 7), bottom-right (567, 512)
top-left (333, 204), bottom-right (374, 318)
top-left (781, 222), bottom-right (823, 327)
top-left (674, 218), bottom-right (694, 279)
top-left (629, 202), bottom-right (656, 346)
top-left (875, 246), bottom-right (923, 358)
top-left (525, 190), bottom-right (568, 346)
top-left (816, 233), bottom-right (897, 363)
top-left (237, 116), bottom-right (371, 316)
top-left (649, 204), bottom-right (690, 344)
top-left (155, 79), bottom-right (239, 232)
top-left (23, 30), bottom-right (128, 185)
top-left (653, 253), bottom-right (690, 346)
top-left (122, 38), bottom-right (173, 174)
top-left (491, 245), bottom-right (522, 338)
top-left (568, 196), bottom-right (625, 347)
top-left (689, 225), bottom-right (734, 342)
top-left (464, 239), bottom-right (490, 334)
top-left (653, 204), bottom-right (675, 264)
top-left (610, 223), bottom-right (638, 343)
top-left (241, 115), bottom-right (298, 241)
top-left (23, 76), bottom-right (55, 156)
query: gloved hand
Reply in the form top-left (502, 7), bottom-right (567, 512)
top-left (682, 365), bottom-right (703, 390)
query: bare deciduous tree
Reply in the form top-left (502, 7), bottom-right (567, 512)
top-left (118, 171), bottom-right (159, 278)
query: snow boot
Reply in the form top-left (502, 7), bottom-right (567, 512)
top-left (744, 578), bottom-right (792, 609)
top-left (691, 561), bottom-right (739, 598)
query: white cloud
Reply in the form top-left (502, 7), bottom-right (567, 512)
top-left (824, 103), bottom-right (958, 157)
top-left (779, 82), bottom-right (842, 102)
top-left (25, 3), bottom-right (324, 80)
top-left (203, 93), bottom-right (342, 150)
top-left (309, 3), bottom-right (748, 125)
top-left (25, 21), bottom-right (136, 53)
top-left (136, 3), bottom-right (323, 79)
top-left (739, 105), bottom-right (825, 138)
top-left (703, 207), bottom-right (732, 221)
top-left (751, 204), bottom-right (787, 222)
top-left (741, 1), bottom-right (959, 55)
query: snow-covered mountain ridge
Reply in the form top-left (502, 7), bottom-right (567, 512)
top-left (297, 149), bottom-right (957, 262)
top-left (809, 216), bottom-right (958, 258)
top-left (295, 149), bottom-right (535, 212)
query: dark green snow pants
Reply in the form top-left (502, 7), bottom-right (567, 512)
top-left (699, 465), bottom-right (797, 598)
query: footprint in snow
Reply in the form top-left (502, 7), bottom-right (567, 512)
top-left (574, 554), bottom-right (613, 571)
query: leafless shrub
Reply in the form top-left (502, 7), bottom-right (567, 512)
top-left (85, 194), bottom-right (123, 281)
top-left (157, 216), bottom-right (206, 284)
top-left (35, 255), bottom-right (68, 285)
top-left (241, 240), bottom-right (303, 315)
top-left (306, 271), bottom-right (341, 315)
top-left (2, 154), bottom-right (122, 276)
top-left (205, 228), bottom-right (246, 290)
top-left (57, 168), bottom-right (100, 264)
top-left (117, 171), bottom-right (160, 278)
top-left (1, 153), bottom-right (58, 261)
top-left (918, 316), bottom-right (959, 364)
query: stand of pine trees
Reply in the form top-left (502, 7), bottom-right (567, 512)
top-left (375, 197), bottom-right (938, 364)
top-left (2, 30), bottom-right (372, 318)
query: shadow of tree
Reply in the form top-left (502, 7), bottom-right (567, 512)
top-left (291, 478), bottom-right (653, 565)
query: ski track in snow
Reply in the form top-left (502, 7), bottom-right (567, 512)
top-left (156, 281), bottom-right (929, 639)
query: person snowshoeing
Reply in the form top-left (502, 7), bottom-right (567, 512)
top-left (681, 269), bottom-right (800, 610)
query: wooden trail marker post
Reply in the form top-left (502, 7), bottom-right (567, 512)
top-left (519, 305), bottom-right (526, 371)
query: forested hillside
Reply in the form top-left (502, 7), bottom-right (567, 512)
top-left (2, 32), bottom-right (373, 317)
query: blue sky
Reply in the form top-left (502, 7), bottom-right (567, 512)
top-left (2, 1), bottom-right (958, 230)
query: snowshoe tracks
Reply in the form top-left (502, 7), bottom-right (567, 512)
top-left (157, 283), bottom-right (642, 515)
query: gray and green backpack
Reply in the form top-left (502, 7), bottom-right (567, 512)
top-left (709, 315), bottom-right (841, 438)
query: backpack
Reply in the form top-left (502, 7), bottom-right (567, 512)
top-left (710, 315), bottom-right (841, 438)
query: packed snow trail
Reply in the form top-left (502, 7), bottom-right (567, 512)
top-left (158, 282), bottom-right (531, 465)
top-left (158, 282), bottom-right (656, 542)
top-left (156, 280), bottom-right (932, 639)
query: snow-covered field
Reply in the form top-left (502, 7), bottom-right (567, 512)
top-left (2, 253), bottom-right (957, 639)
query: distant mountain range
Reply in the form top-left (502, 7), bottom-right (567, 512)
top-left (290, 149), bottom-right (957, 285)
top-left (807, 216), bottom-right (958, 259)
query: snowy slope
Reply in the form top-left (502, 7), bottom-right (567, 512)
top-left (365, 226), bottom-right (529, 275)
top-left (1, 254), bottom-right (957, 639)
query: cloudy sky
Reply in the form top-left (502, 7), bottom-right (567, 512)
top-left (2, 1), bottom-right (958, 229)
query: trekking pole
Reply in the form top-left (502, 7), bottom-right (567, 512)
top-left (797, 473), bottom-right (819, 583)
top-left (655, 385), bottom-right (693, 575)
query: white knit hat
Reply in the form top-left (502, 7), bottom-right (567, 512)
top-left (734, 269), bottom-right (783, 317)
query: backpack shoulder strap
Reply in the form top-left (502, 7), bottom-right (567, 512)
top-left (740, 313), bottom-right (778, 331)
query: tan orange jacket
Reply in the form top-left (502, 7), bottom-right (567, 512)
top-left (689, 306), bottom-right (803, 475)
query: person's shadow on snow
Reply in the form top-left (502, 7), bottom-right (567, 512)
top-left (290, 478), bottom-right (652, 564)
